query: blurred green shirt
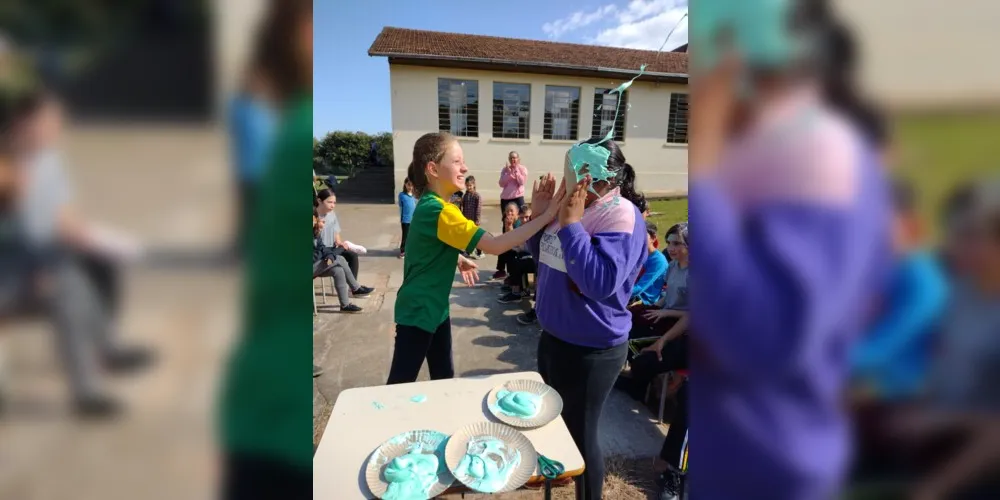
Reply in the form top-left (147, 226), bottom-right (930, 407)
top-left (219, 93), bottom-right (312, 469)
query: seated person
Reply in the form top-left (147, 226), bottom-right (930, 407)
top-left (499, 205), bottom-right (536, 304)
top-left (316, 189), bottom-right (360, 278)
top-left (313, 214), bottom-right (373, 313)
top-left (850, 179), bottom-right (949, 476)
top-left (631, 223), bottom-right (668, 306)
top-left (616, 222), bottom-right (689, 402)
top-left (493, 202), bottom-right (522, 280)
top-left (876, 180), bottom-right (1000, 500)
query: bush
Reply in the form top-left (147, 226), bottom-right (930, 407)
top-left (372, 132), bottom-right (394, 168)
top-left (314, 131), bottom-right (393, 179)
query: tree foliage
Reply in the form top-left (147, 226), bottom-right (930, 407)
top-left (314, 131), bottom-right (393, 179)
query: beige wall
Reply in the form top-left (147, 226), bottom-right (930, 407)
top-left (834, 0), bottom-right (1000, 109)
top-left (213, 0), bottom-right (267, 118)
top-left (388, 64), bottom-right (688, 203)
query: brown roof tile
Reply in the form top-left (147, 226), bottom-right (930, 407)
top-left (368, 27), bottom-right (687, 76)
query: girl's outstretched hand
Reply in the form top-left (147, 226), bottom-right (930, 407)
top-left (531, 173), bottom-right (559, 216)
top-left (540, 177), bottom-right (567, 222)
top-left (559, 175), bottom-right (590, 227)
top-left (457, 255), bottom-right (479, 286)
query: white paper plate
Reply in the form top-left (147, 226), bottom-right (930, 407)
top-left (364, 429), bottom-right (455, 499)
top-left (444, 422), bottom-right (538, 493)
top-left (486, 379), bottom-right (563, 428)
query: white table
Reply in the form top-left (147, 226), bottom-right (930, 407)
top-left (313, 371), bottom-right (585, 499)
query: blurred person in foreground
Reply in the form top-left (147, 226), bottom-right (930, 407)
top-left (1, 73), bottom-right (149, 417)
top-left (217, 0), bottom-right (313, 498)
top-left (687, 1), bottom-right (892, 499)
top-left (889, 179), bottom-right (1000, 500)
top-left (228, 35), bottom-right (277, 258)
top-left (849, 179), bottom-right (949, 481)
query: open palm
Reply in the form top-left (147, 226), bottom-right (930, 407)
top-left (531, 172), bottom-right (559, 215)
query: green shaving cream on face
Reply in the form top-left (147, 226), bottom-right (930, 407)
top-left (567, 64), bottom-right (648, 194)
top-left (493, 390), bottom-right (542, 419)
top-left (455, 437), bottom-right (522, 493)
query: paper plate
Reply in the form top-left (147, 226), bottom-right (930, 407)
top-left (364, 429), bottom-right (455, 499)
top-left (486, 379), bottom-right (563, 428)
top-left (445, 422), bottom-right (538, 493)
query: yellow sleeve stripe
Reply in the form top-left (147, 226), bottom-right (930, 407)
top-left (437, 203), bottom-right (483, 253)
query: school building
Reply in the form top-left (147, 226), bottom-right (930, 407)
top-left (368, 27), bottom-right (690, 203)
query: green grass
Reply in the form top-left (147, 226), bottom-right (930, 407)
top-left (892, 112), bottom-right (1000, 237)
top-left (648, 198), bottom-right (689, 238)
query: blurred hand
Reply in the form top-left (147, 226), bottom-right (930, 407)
top-left (642, 309), bottom-right (670, 323)
top-left (641, 337), bottom-right (666, 361)
top-left (531, 173), bottom-right (558, 216)
top-left (458, 256), bottom-right (479, 286)
top-left (689, 52), bottom-right (742, 176)
top-left (559, 176), bottom-right (589, 227)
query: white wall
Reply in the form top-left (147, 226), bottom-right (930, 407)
top-left (835, 0), bottom-right (1000, 108)
top-left (388, 64), bottom-right (688, 203)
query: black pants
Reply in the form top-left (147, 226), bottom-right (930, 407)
top-left (335, 249), bottom-right (360, 278)
top-left (538, 331), bottom-right (627, 500)
top-left (508, 252), bottom-right (535, 288)
top-left (619, 336), bottom-right (688, 402)
top-left (500, 196), bottom-right (525, 226)
top-left (660, 381), bottom-right (689, 470)
top-left (386, 320), bottom-right (454, 385)
top-left (400, 222), bottom-right (410, 254)
top-left (78, 250), bottom-right (121, 317)
top-left (222, 453), bottom-right (311, 500)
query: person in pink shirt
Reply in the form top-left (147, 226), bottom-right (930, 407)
top-left (498, 151), bottom-right (527, 231)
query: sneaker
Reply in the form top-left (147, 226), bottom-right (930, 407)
top-left (516, 309), bottom-right (537, 325)
top-left (352, 286), bottom-right (375, 297)
top-left (500, 285), bottom-right (512, 294)
top-left (313, 364), bottom-right (324, 377)
top-left (492, 271), bottom-right (507, 280)
top-left (497, 292), bottom-right (523, 304)
top-left (657, 470), bottom-right (682, 500)
top-left (340, 303), bottom-right (363, 313)
top-left (73, 394), bottom-right (123, 419)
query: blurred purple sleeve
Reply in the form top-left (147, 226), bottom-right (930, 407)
top-left (689, 178), bottom-right (885, 380)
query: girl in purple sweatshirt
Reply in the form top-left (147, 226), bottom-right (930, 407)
top-left (687, 3), bottom-right (892, 500)
top-left (527, 137), bottom-right (648, 499)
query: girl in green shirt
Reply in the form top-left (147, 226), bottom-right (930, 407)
top-left (387, 132), bottom-right (565, 384)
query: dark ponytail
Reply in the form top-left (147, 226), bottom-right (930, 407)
top-left (617, 163), bottom-right (645, 209)
top-left (799, 1), bottom-right (889, 148)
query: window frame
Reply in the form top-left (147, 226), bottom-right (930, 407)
top-left (437, 78), bottom-right (480, 138)
top-left (666, 92), bottom-right (689, 145)
top-left (491, 81), bottom-right (532, 140)
top-left (543, 85), bottom-right (581, 141)
top-left (591, 87), bottom-right (629, 142)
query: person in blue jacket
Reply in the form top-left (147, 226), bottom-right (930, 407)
top-left (631, 222), bottom-right (669, 306)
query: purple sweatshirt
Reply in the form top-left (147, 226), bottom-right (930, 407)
top-left (688, 91), bottom-right (891, 500)
top-left (528, 187), bottom-right (647, 348)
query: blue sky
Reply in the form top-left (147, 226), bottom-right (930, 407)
top-left (313, 0), bottom-right (688, 137)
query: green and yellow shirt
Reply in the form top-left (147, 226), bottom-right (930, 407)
top-left (395, 192), bottom-right (485, 333)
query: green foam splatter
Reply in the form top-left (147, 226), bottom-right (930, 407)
top-left (568, 64), bottom-right (648, 193)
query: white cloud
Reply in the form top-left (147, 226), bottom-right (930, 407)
top-left (591, 0), bottom-right (688, 50)
top-left (542, 4), bottom-right (618, 40)
top-left (542, 0), bottom-right (688, 51)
